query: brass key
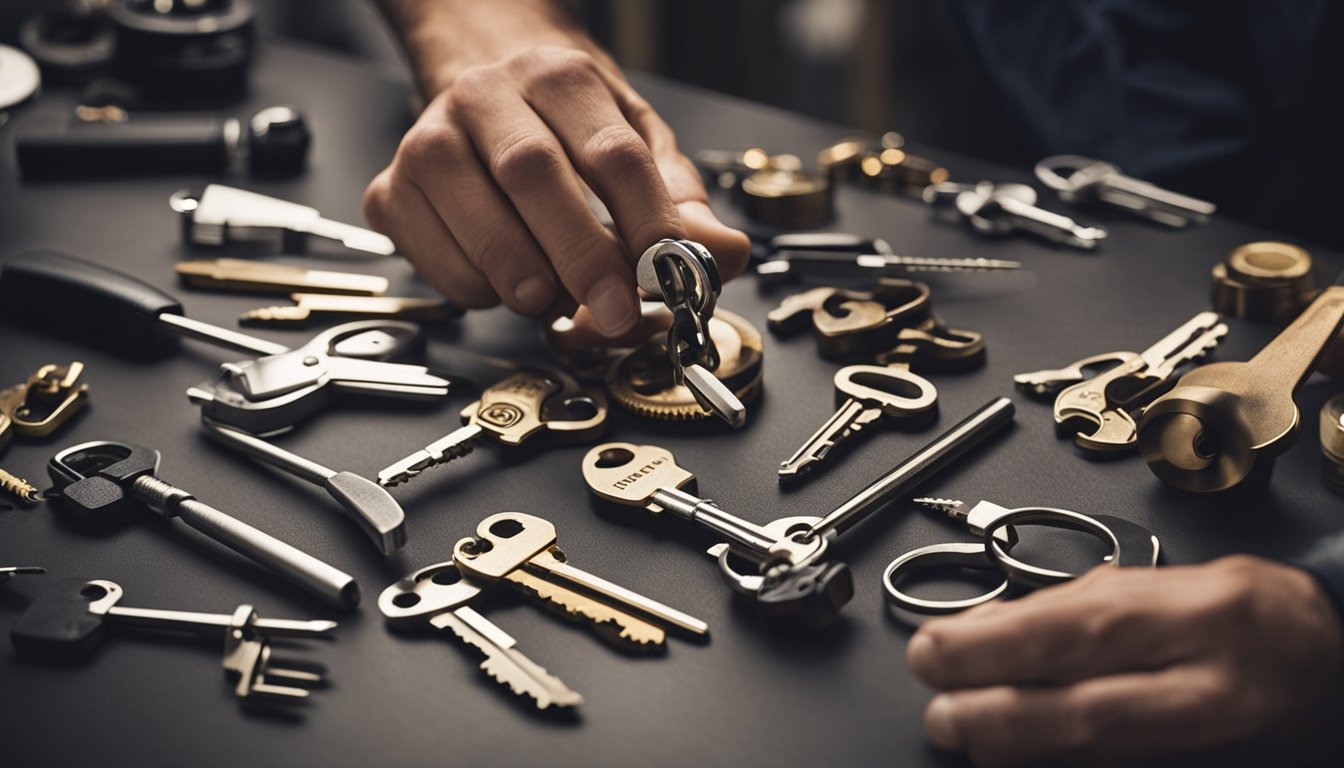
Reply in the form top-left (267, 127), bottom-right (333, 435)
top-left (175, 259), bottom-right (389, 296)
top-left (240, 293), bottom-right (460, 327)
top-left (452, 511), bottom-right (708, 647)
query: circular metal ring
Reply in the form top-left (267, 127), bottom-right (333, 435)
top-left (982, 507), bottom-right (1120, 587)
top-left (882, 542), bottom-right (1008, 614)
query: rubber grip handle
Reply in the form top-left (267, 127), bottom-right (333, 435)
top-left (0, 250), bottom-right (183, 360)
top-left (10, 578), bottom-right (108, 663)
top-left (15, 118), bottom-right (230, 180)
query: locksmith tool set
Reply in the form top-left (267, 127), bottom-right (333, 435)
top-left (3, 16), bottom-right (1342, 721)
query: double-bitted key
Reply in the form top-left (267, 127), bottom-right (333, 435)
top-left (11, 578), bottom-right (334, 703)
top-left (380, 562), bottom-right (583, 710)
top-left (779, 363), bottom-right (939, 482)
top-left (452, 511), bottom-right (709, 648)
top-left (377, 369), bottom-right (607, 487)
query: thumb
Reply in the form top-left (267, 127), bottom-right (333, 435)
top-left (678, 200), bottom-right (750, 281)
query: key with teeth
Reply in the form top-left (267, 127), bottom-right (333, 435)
top-left (377, 369), bottom-right (607, 487)
top-left (779, 363), bottom-right (939, 483)
top-left (379, 562), bottom-right (583, 710)
top-left (452, 511), bottom-right (708, 649)
top-left (1016, 312), bottom-right (1228, 453)
top-left (11, 578), bottom-right (334, 704)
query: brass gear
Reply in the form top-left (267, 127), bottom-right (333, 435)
top-left (607, 310), bottom-right (764, 421)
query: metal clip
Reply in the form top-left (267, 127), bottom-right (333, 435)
top-left (0, 362), bottom-right (89, 451)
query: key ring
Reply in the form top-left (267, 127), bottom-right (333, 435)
top-left (638, 239), bottom-right (722, 371)
top-left (882, 542), bottom-right (1009, 615)
top-left (982, 507), bottom-right (1121, 586)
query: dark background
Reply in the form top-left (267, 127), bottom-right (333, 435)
top-left (1, 33), bottom-right (1344, 766)
top-left (0, 40), bottom-right (1338, 768)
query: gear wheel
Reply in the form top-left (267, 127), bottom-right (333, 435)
top-left (607, 310), bottom-right (763, 421)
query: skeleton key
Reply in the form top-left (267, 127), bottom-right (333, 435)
top-left (779, 364), bottom-right (939, 482)
top-left (378, 369), bottom-right (606, 487)
top-left (1054, 313), bottom-right (1227, 452)
top-left (1014, 352), bottom-right (1143, 398)
top-left (583, 443), bottom-right (851, 626)
top-left (453, 512), bottom-right (708, 647)
top-left (11, 578), bottom-right (333, 703)
top-left (379, 562), bottom-right (583, 710)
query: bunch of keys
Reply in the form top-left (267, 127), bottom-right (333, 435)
top-left (925, 180), bottom-right (1107, 250)
top-left (583, 398), bottom-right (1015, 626)
top-left (636, 239), bottom-right (746, 427)
top-left (0, 362), bottom-right (89, 503)
top-left (1035, 155), bottom-right (1216, 228)
top-left (767, 279), bottom-right (985, 373)
top-left (883, 497), bottom-right (1159, 619)
top-left (1014, 312), bottom-right (1228, 453)
top-left (11, 578), bottom-right (334, 705)
top-left (380, 512), bottom-right (707, 710)
top-left (0, 252), bottom-right (452, 435)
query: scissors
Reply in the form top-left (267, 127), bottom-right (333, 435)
top-left (882, 497), bottom-right (1159, 618)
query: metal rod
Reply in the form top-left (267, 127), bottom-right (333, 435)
top-left (805, 397), bottom-right (1016, 540)
top-left (201, 418), bottom-right (334, 486)
top-left (158, 313), bottom-right (289, 357)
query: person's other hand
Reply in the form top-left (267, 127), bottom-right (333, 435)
top-left (907, 556), bottom-right (1344, 767)
top-left (364, 44), bottom-right (748, 341)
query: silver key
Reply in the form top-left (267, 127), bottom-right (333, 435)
top-left (201, 418), bottom-right (408, 555)
top-left (66, 579), bottom-right (332, 703)
top-left (170, 184), bottom-right (396, 256)
top-left (376, 369), bottom-right (606, 487)
top-left (379, 562), bottom-right (583, 710)
top-left (926, 181), bottom-right (1107, 249)
top-left (779, 364), bottom-right (939, 482)
top-left (1035, 155), bottom-right (1216, 227)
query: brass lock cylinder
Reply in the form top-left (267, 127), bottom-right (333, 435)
top-left (740, 168), bottom-right (833, 229)
top-left (1210, 242), bottom-right (1315, 322)
top-left (1323, 394), bottom-right (1344, 491)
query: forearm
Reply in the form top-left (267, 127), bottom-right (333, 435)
top-left (374, 0), bottom-right (616, 96)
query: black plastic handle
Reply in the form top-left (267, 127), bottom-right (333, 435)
top-left (15, 117), bottom-right (232, 180)
top-left (0, 250), bottom-right (183, 361)
top-left (10, 578), bottom-right (109, 663)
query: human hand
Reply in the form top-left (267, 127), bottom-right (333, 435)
top-left (906, 556), bottom-right (1344, 767)
top-left (363, 42), bottom-right (749, 342)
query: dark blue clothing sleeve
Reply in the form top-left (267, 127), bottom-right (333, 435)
top-left (1294, 534), bottom-right (1344, 634)
top-left (942, 1), bottom-right (1326, 195)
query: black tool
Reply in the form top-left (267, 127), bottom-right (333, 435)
top-left (16, 105), bottom-right (309, 180)
top-left (48, 440), bottom-right (360, 609)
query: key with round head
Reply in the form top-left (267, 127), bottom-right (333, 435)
top-left (47, 441), bottom-right (360, 610)
top-left (779, 363), bottom-right (939, 483)
top-left (11, 578), bottom-right (334, 703)
top-left (925, 181), bottom-right (1106, 249)
top-left (379, 562), bottom-right (583, 710)
top-left (453, 511), bottom-right (708, 645)
top-left (377, 368), bottom-right (607, 487)
top-left (582, 443), bottom-right (852, 626)
top-left (637, 239), bottom-right (746, 428)
top-left (1035, 155), bottom-right (1216, 228)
